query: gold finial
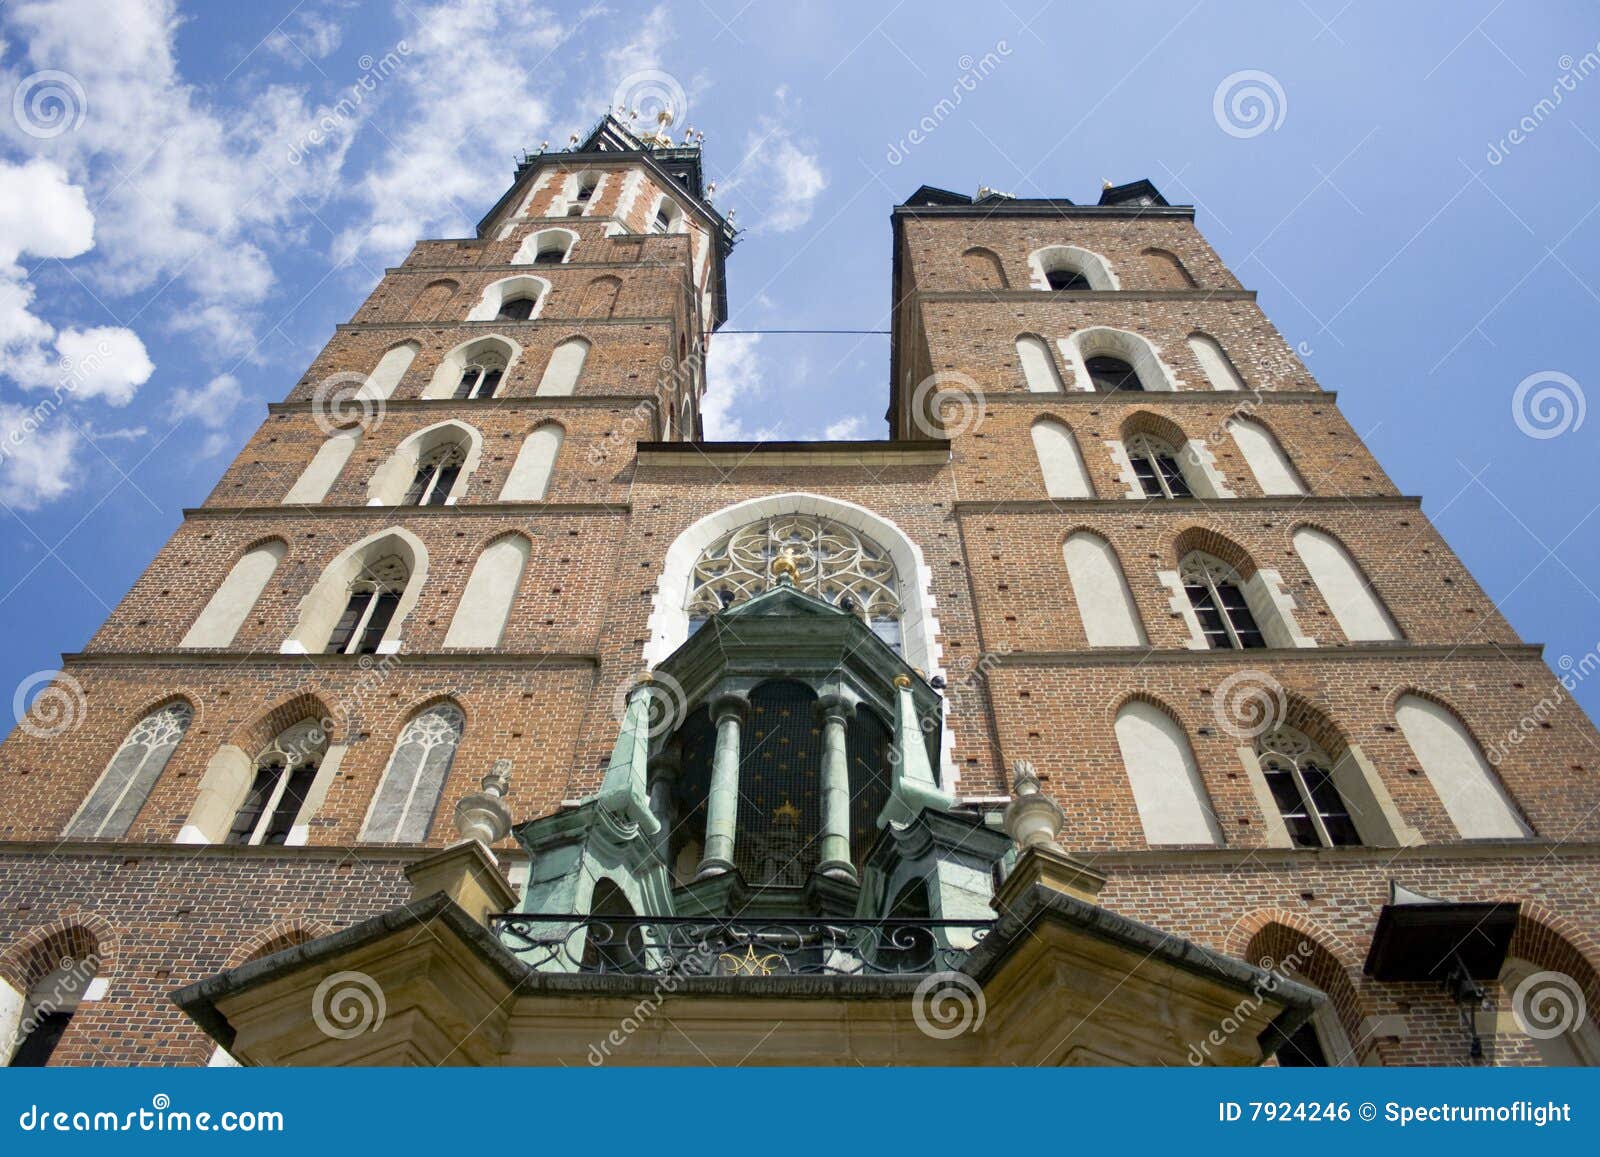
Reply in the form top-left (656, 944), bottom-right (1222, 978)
top-left (893, 674), bottom-right (912, 689)
top-left (773, 798), bottom-right (801, 823)
top-left (1102, 179), bottom-right (1114, 189)
top-left (771, 546), bottom-right (801, 583)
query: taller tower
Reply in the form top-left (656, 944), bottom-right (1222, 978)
top-left (1, 124), bottom-right (1597, 1069)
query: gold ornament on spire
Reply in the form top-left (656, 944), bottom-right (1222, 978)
top-left (771, 545), bottom-right (801, 584)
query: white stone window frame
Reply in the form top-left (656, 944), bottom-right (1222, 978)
top-left (366, 421), bottom-right (484, 507)
top-left (0, 957), bottom-right (108, 1065)
top-left (63, 702), bottom-right (194, 839)
top-left (1110, 432), bottom-right (1233, 501)
top-left (357, 703), bottom-right (466, 844)
top-left (513, 226), bottom-right (579, 266)
top-left (180, 715), bottom-right (351, 847)
top-left (228, 718), bottom-right (331, 848)
top-left (1240, 726), bottom-right (1419, 850)
top-left (280, 527), bottom-right (428, 657)
top-left (1027, 245), bottom-right (1119, 291)
top-left (423, 335), bottom-right (522, 399)
top-left (648, 193), bottom-right (686, 235)
top-left (467, 275), bottom-right (551, 323)
top-left (1058, 326), bottom-right (1182, 394)
top-left (1159, 550), bottom-right (1314, 651)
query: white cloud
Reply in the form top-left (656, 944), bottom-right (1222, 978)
top-left (170, 372), bottom-right (249, 456)
top-left (823, 416), bottom-right (865, 440)
top-left (265, 10), bottom-right (343, 66)
top-left (717, 89), bottom-right (826, 234)
top-left (703, 332), bottom-right (780, 441)
top-left (0, 403), bottom-right (79, 509)
top-left (54, 326), bottom-right (154, 405)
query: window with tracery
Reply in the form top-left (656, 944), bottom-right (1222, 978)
top-left (685, 515), bottom-right (904, 651)
top-left (1256, 724), bottom-right (1359, 848)
top-left (404, 440), bottom-right (466, 506)
top-left (454, 353), bottom-right (505, 400)
top-left (226, 719), bottom-right (328, 847)
top-left (1126, 434), bottom-right (1191, 498)
top-left (66, 703), bottom-right (193, 838)
top-left (1180, 553), bottom-right (1265, 650)
top-left (326, 554), bottom-right (408, 655)
top-left (362, 704), bottom-right (464, 843)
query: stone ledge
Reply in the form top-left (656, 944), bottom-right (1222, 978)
top-left (952, 494), bottom-right (1421, 513)
top-left (984, 642), bottom-right (1545, 666)
top-left (182, 502), bottom-right (631, 519)
top-left (60, 650), bottom-right (602, 668)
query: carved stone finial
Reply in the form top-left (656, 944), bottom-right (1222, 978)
top-left (1003, 759), bottom-right (1064, 850)
top-left (454, 758), bottom-right (514, 846)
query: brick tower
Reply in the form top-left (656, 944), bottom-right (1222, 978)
top-left (2, 116), bottom-right (1598, 1068)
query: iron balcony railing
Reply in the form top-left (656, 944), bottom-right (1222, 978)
top-left (492, 913), bottom-right (992, 977)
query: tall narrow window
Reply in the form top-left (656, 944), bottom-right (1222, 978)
top-left (225, 720), bottom-right (326, 847)
top-left (1180, 554), bottom-right (1265, 649)
top-left (1113, 700), bottom-right (1222, 846)
top-left (325, 555), bottom-right (408, 655)
top-left (403, 441), bottom-right (465, 506)
top-left (1394, 694), bottom-right (1531, 839)
top-left (1064, 531), bottom-right (1145, 646)
top-left (1189, 333), bottom-right (1245, 391)
top-left (1293, 527), bottom-right (1400, 641)
top-left (571, 176), bottom-right (598, 215)
top-left (283, 429), bottom-right (359, 504)
top-left (360, 342), bottom-right (417, 401)
top-left (1125, 434), bottom-right (1192, 498)
top-left (499, 424), bottom-right (563, 500)
top-left (536, 337), bottom-right (590, 396)
top-left (1229, 417), bottom-right (1305, 495)
top-left (454, 355), bottom-right (505, 400)
top-left (1031, 419), bottom-right (1093, 498)
top-left (1256, 725), bottom-right (1360, 848)
top-left (6, 960), bottom-right (97, 1067)
top-left (180, 541), bottom-right (286, 647)
top-left (1086, 355), bottom-right (1143, 393)
top-left (362, 704), bottom-right (465, 843)
top-left (444, 536), bottom-right (530, 648)
top-left (65, 703), bottom-right (193, 838)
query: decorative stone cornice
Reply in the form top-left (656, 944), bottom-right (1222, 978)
top-left (182, 502), bottom-right (630, 519)
top-left (952, 494), bottom-right (1421, 514)
top-left (983, 642), bottom-right (1546, 666)
top-left (972, 388), bottom-right (1334, 404)
top-left (916, 288), bottom-right (1256, 303)
top-left (60, 650), bottom-right (602, 669)
top-left (266, 395), bottom-right (660, 414)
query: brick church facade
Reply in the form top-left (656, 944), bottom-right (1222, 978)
top-left (2, 113), bottom-right (1598, 1067)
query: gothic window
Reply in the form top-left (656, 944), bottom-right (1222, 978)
top-left (181, 540), bottom-right (286, 647)
top-left (454, 352), bottom-right (505, 400)
top-left (65, 703), bottom-right (193, 839)
top-left (571, 176), bottom-right (599, 213)
top-left (1086, 354), bottom-right (1144, 393)
top-left (496, 295), bottom-right (537, 322)
top-left (1394, 694), bottom-right (1531, 839)
top-left (361, 704), bottom-right (465, 843)
top-left (225, 719), bottom-right (327, 847)
top-left (1292, 527), bottom-right (1400, 641)
top-left (1063, 531), bottom-right (1145, 646)
top-left (6, 960), bottom-right (97, 1067)
top-left (1180, 553), bottom-right (1265, 649)
top-left (1047, 268), bottom-right (1092, 291)
top-left (325, 555), bottom-right (409, 655)
top-left (536, 337), bottom-right (590, 396)
top-left (1017, 335), bottom-right (1065, 393)
top-left (1125, 434), bottom-right (1191, 498)
top-left (1256, 725), bottom-right (1360, 848)
top-left (685, 515), bottom-right (903, 650)
top-left (1113, 699), bottom-right (1222, 846)
top-left (651, 199), bottom-right (681, 234)
top-left (403, 440), bottom-right (466, 506)
top-left (499, 424), bottom-right (563, 500)
top-left (1031, 418), bottom-right (1092, 498)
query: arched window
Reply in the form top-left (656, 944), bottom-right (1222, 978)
top-left (1179, 552), bottom-right (1266, 649)
top-left (1125, 434), bottom-right (1192, 498)
top-left (64, 702), bottom-right (192, 838)
top-left (583, 276), bottom-right (622, 318)
top-left (685, 514), bottom-right (904, 651)
top-left (1029, 245), bottom-right (1117, 291)
top-left (181, 541), bottom-right (286, 647)
top-left (1394, 694), bottom-right (1531, 839)
top-left (651, 198), bottom-right (682, 234)
top-left (226, 719), bottom-right (327, 847)
top-left (1189, 333), bottom-right (1244, 391)
top-left (5, 957), bottom-right (98, 1067)
top-left (454, 351), bottom-right (505, 400)
top-left (1256, 724), bottom-right (1360, 848)
top-left (499, 424), bottom-right (563, 500)
top-left (961, 247), bottom-right (1008, 290)
top-left (359, 342), bottom-right (418, 401)
top-left (403, 440), bottom-right (465, 506)
top-left (283, 428), bottom-right (359, 504)
top-left (1229, 417), bottom-right (1305, 495)
top-left (1086, 355), bottom-right (1143, 393)
top-left (467, 276), bottom-right (548, 323)
top-left (513, 228), bottom-right (578, 266)
top-left (325, 554), bottom-right (409, 655)
top-left (1113, 700), bottom-right (1222, 846)
top-left (1031, 419), bottom-right (1093, 498)
top-left (570, 174), bottom-right (599, 214)
top-left (1500, 957), bottom-right (1600, 1065)
top-left (1142, 247), bottom-right (1196, 288)
top-left (444, 536), bottom-right (530, 648)
top-left (1063, 531), bottom-right (1145, 645)
top-left (407, 280), bottom-right (458, 322)
top-left (536, 337), bottom-right (590, 396)
top-left (1017, 335), bottom-right (1065, 393)
top-left (1292, 527), bottom-right (1400, 641)
top-left (361, 704), bottom-right (464, 843)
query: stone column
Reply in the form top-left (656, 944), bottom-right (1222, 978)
top-left (647, 741), bottom-right (681, 861)
top-left (815, 695), bottom-right (857, 882)
top-left (696, 693), bottom-right (748, 878)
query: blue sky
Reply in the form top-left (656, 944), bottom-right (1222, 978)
top-left (2, 0), bottom-right (1599, 724)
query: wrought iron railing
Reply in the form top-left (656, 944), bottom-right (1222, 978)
top-left (492, 913), bottom-right (991, 977)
